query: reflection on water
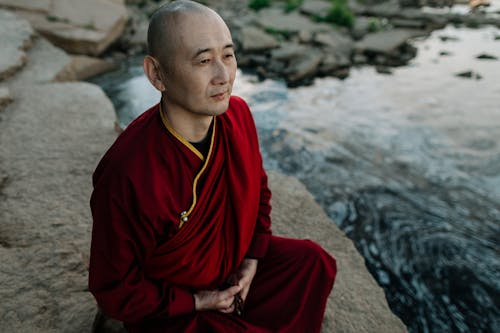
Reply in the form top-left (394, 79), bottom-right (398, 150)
top-left (92, 25), bottom-right (500, 333)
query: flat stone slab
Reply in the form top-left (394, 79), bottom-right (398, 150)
top-left (355, 28), bottom-right (428, 54)
top-left (255, 8), bottom-right (332, 34)
top-left (8, 36), bottom-right (71, 88)
top-left (1, 0), bottom-right (128, 56)
top-left (56, 55), bottom-right (117, 81)
top-left (0, 10), bottom-right (34, 81)
top-left (239, 26), bottom-right (279, 52)
top-left (300, 0), bottom-right (332, 18)
top-left (0, 82), bottom-right (116, 332)
top-left (0, 0), bottom-right (51, 12)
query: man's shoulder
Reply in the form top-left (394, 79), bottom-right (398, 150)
top-left (93, 104), bottom-right (160, 184)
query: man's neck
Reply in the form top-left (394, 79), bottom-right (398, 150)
top-left (161, 99), bottom-right (213, 143)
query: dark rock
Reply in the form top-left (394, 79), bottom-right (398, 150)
top-left (376, 65), bottom-right (393, 74)
top-left (439, 50), bottom-right (452, 56)
top-left (270, 43), bottom-right (308, 62)
top-left (439, 35), bottom-right (460, 42)
top-left (353, 53), bottom-right (368, 64)
top-left (355, 29), bottom-right (427, 55)
top-left (455, 70), bottom-right (483, 80)
top-left (285, 50), bottom-right (324, 84)
top-left (390, 18), bottom-right (427, 29)
top-left (476, 53), bottom-right (498, 60)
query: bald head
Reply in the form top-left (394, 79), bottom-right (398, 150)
top-left (147, 0), bottom-right (221, 65)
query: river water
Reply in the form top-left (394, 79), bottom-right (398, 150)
top-left (92, 24), bottom-right (500, 333)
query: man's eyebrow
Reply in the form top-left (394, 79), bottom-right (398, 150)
top-left (192, 43), bottom-right (234, 58)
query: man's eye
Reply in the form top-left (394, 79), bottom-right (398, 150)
top-left (200, 59), bottom-right (210, 64)
top-left (224, 54), bottom-right (234, 59)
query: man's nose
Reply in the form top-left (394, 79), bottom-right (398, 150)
top-left (212, 59), bottom-right (229, 85)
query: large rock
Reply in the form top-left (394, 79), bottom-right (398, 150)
top-left (56, 55), bottom-right (117, 81)
top-left (285, 49), bottom-right (324, 84)
top-left (238, 26), bottom-right (279, 52)
top-left (0, 0), bottom-right (128, 56)
top-left (7, 36), bottom-right (71, 88)
top-left (355, 28), bottom-right (427, 55)
top-left (255, 8), bottom-right (331, 35)
top-left (0, 82), bottom-right (116, 332)
top-left (0, 10), bottom-right (34, 81)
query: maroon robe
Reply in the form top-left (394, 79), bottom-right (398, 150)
top-left (89, 96), bottom-right (336, 332)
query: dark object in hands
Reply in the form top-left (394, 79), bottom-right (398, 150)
top-left (219, 274), bottom-right (244, 316)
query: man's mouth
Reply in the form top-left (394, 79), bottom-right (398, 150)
top-left (211, 91), bottom-right (227, 100)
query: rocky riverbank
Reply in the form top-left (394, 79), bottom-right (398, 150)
top-left (119, 0), bottom-right (500, 86)
top-left (0, 4), bottom-right (407, 333)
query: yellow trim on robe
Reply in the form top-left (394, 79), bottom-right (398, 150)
top-left (158, 102), bottom-right (216, 228)
top-left (159, 103), bottom-right (205, 161)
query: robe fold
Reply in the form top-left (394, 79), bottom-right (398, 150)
top-left (89, 96), bottom-right (336, 332)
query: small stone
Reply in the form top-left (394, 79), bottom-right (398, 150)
top-left (439, 35), bottom-right (460, 42)
top-left (476, 53), bottom-right (498, 60)
top-left (439, 50), bottom-right (452, 56)
top-left (376, 66), bottom-right (393, 75)
top-left (455, 70), bottom-right (482, 80)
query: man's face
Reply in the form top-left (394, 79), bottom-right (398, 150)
top-left (161, 12), bottom-right (237, 118)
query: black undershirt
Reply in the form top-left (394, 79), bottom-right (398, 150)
top-left (189, 120), bottom-right (213, 158)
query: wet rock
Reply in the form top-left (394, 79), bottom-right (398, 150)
top-left (285, 49), bottom-right (324, 85)
top-left (1, 0), bottom-right (128, 56)
top-left (356, 29), bottom-right (427, 55)
top-left (390, 18), bottom-right (427, 29)
top-left (376, 65), bottom-right (393, 74)
top-left (56, 55), bottom-right (117, 81)
top-left (353, 53), bottom-right (368, 64)
top-left (0, 10), bottom-right (34, 81)
top-left (355, 28), bottom-right (426, 65)
top-left (455, 70), bottom-right (483, 80)
top-left (439, 50), bottom-right (452, 56)
top-left (476, 53), bottom-right (498, 60)
top-left (439, 35), bottom-right (460, 42)
top-left (238, 26), bottom-right (279, 52)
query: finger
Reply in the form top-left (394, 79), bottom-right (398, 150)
top-left (219, 285), bottom-right (241, 299)
top-left (218, 303), bottom-right (235, 313)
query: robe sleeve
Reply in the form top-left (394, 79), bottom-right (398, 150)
top-left (88, 177), bottom-right (195, 323)
top-left (245, 164), bottom-right (272, 259)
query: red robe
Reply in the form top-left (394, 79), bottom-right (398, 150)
top-left (89, 96), bottom-right (336, 332)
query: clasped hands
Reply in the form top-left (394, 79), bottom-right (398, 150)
top-left (194, 258), bottom-right (258, 315)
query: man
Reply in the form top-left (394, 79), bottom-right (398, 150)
top-left (89, 1), bottom-right (336, 332)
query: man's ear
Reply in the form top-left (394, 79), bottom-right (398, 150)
top-left (143, 55), bottom-right (166, 92)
